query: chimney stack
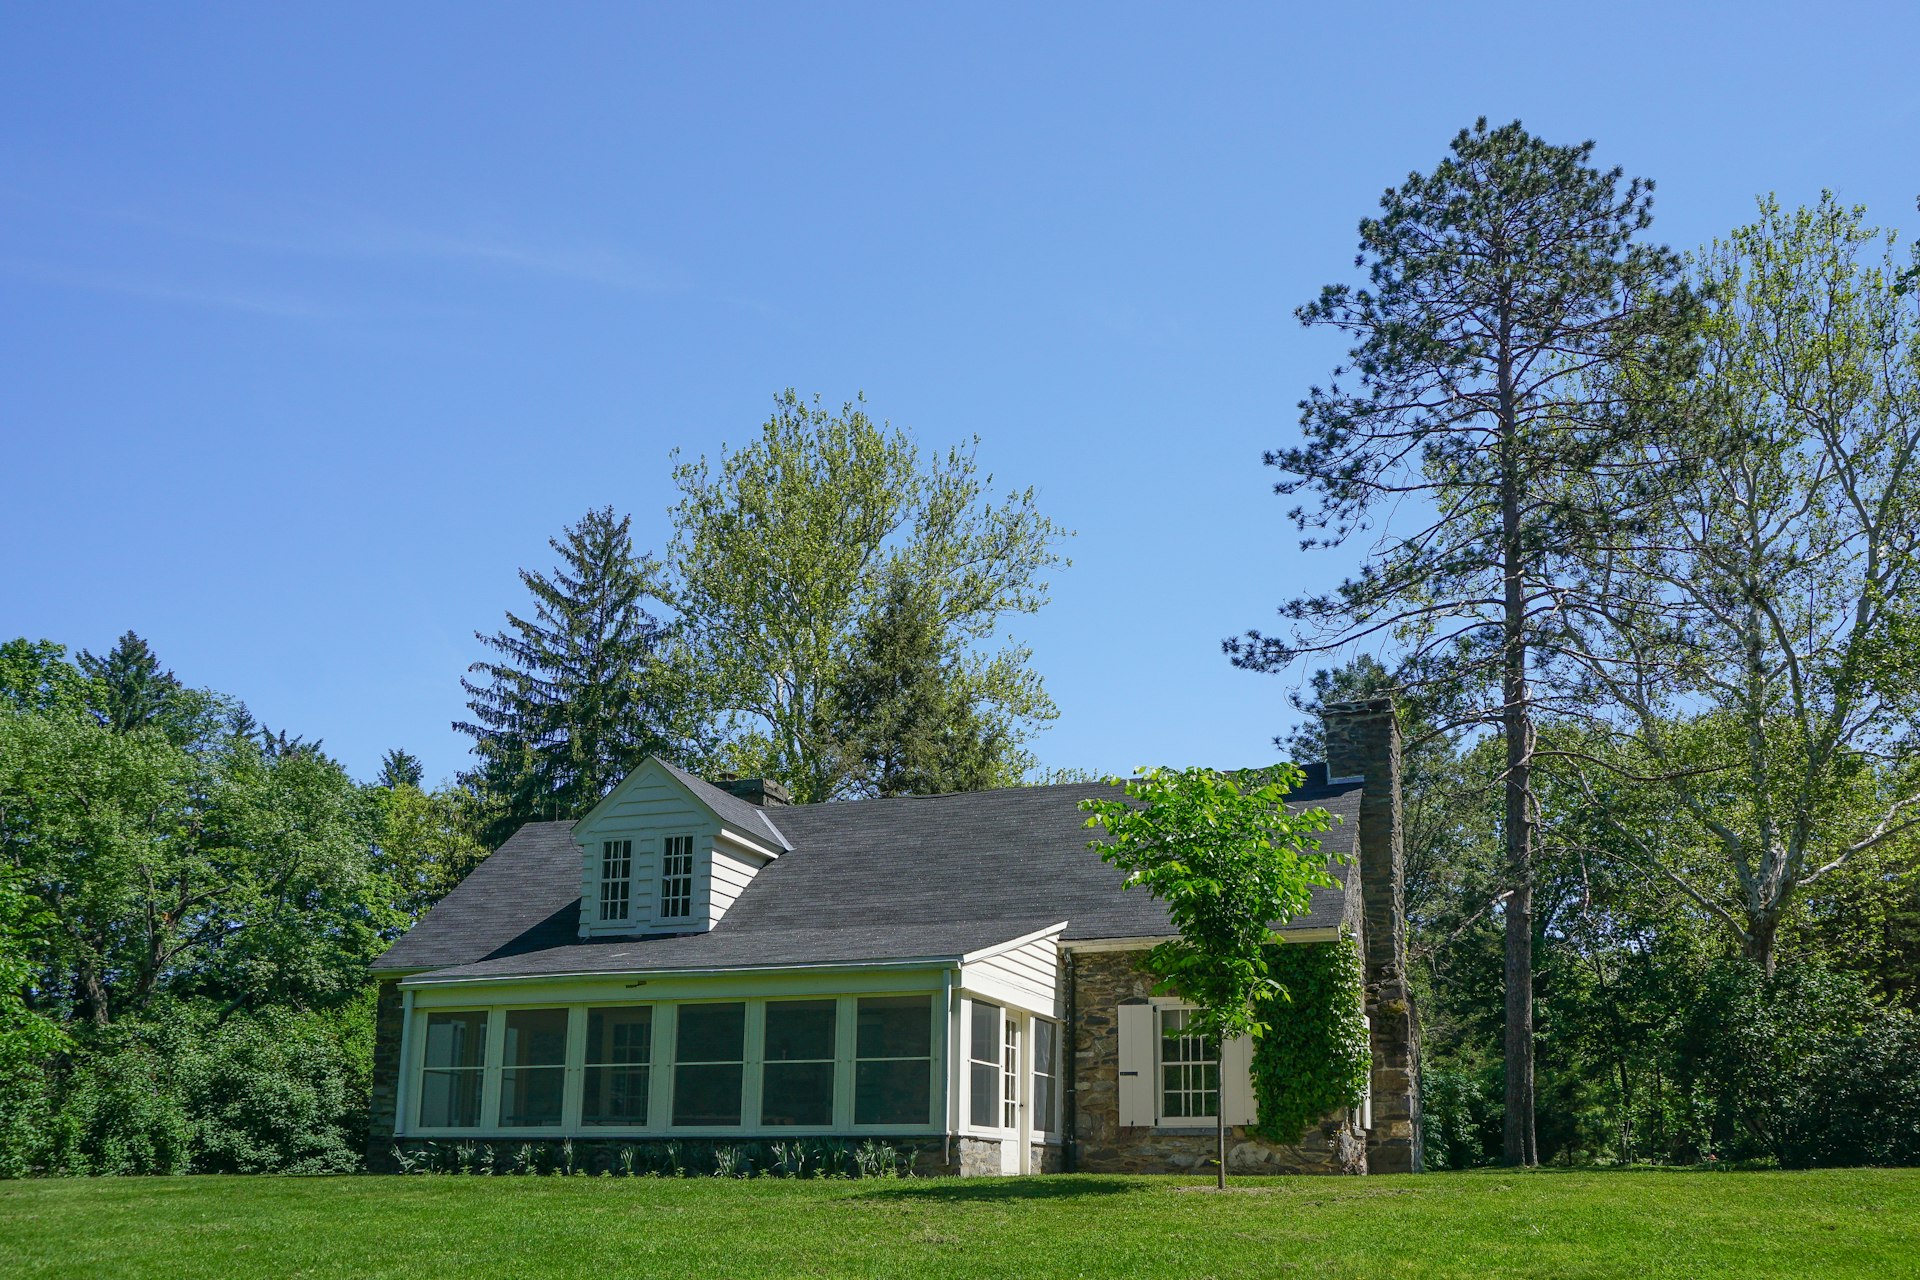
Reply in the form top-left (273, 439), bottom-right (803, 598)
top-left (713, 776), bottom-right (792, 807)
top-left (1322, 696), bottom-right (1424, 1174)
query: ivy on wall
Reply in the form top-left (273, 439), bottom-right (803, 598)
top-left (1248, 934), bottom-right (1371, 1145)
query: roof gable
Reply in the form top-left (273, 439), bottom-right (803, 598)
top-left (573, 757), bottom-right (790, 854)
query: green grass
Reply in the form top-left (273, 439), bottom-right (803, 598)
top-left (3, 1168), bottom-right (1918, 1278)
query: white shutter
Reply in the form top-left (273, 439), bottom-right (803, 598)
top-left (1117, 1003), bottom-right (1155, 1128)
top-left (1220, 1035), bottom-right (1257, 1127)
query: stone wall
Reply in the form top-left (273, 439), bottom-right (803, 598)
top-left (366, 977), bottom-right (405, 1172)
top-left (1067, 949), bottom-right (1366, 1175)
top-left (1324, 698), bottom-right (1425, 1174)
top-left (386, 1134), bottom-right (960, 1176)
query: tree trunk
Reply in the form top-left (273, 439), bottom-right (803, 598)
top-left (1217, 1107), bottom-right (1227, 1190)
top-left (1744, 910), bottom-right (1781, 976)
top-left (1498, 349), bottom-right (1539, 1169)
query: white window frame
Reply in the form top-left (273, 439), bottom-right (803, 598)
top-left (657, 833), bottom-right (696, 923)
top-left (407, 992), bottom-right (946, 1139)
top-left (1155, 1004), bottom-right (1219, 1127)
top-left (414, 1006), bottom-right (492, 1132)
top-left (598, 839), bottom-right (633, 924)
top-left (1030, 1016), bottom-right (1061, 1138)
top-left (580, 1003), bottom-right (657, 1129)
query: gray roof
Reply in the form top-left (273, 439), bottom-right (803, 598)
top-left (654, 759), bottom-right (792, 851)
top-left (376, 776), bottom-right (1363, 983)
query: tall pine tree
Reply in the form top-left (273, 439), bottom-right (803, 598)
top-left (1228, 120), bottom-right (1696, 1165)
top-left (457, 506), bottom-right (704, 845)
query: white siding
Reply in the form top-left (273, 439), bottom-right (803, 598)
top-left (959, 933), bottom-right (1062, 1017)
top-left (574, 763), bottom-right (755, 936)
top-left (706, 841), bottom-right (767, 925)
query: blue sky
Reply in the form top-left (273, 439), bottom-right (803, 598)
top-left (3, 3), bottom-right (1916, 786)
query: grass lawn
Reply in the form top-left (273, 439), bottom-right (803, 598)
top-left (3, 1168), bottom-right (1918, 1279)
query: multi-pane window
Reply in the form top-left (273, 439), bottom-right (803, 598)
top-left (1159, 1007), bottom-right (1219, 1121)
top-left (660, 835), bottom-right (694, 920)
top-left (672, 1002), bottom-right (745, 1126)
top-left (418, 1010), bottom-right (487, 1128)
top-left (1002, 1015), bottom-right (1020, 1128)
top-left (854, 996), bottom-right (933, 1126)
top-left (599, 839), bottom-right (632, 923)
top-left (968, 1001), bottom-right (1002, 1128)
top-left (581, 1006), bottom-right (651, 1127)
top-left (761, 1000), bottom-right (836, 1126)
top-left (499, 1009), bottom-right (569, 1127)
top-left (1032, 1018), bottom-right (1058, 1133)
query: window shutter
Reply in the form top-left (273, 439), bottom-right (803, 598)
top-left (1220, 1035), bottom-right (1257, 1127)
top-left (1116, 1003), bottom-right (1154, 1128)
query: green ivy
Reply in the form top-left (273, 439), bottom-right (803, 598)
top-left (1247, 935), bottom-right (1371, 1145)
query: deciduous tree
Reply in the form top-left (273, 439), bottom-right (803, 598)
top-left (1080, 764), bottom-right (1337, 1187)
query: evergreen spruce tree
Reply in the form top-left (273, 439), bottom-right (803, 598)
top-left (825, 572), bottom-right (1015, 797)
top-left (377, 749), bottom-right (425, 789)
top-left (78, 631), bottom-right (184, 734)
top-left (457, 506), bottom-right (702, 846)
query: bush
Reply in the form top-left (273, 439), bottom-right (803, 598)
top-left (1678, 959), bottom-right (1920, 1168)
top-left (1421, 1064), bottom-right (1500, 1169)
top-left (48, 1038), bottom-right (193, 1176)
top-left (19, 992), bottom-right (373, 1177)
top-left (176, 1005), bottom-right (366, 1173)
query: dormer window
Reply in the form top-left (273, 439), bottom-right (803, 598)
top-left (660, 835), bottom-right (694, 920)
top-left (599, 840), bottom-right (632, 923)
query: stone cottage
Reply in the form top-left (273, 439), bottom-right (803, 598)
top-left (367, 699), bottom-right (1422, 1175)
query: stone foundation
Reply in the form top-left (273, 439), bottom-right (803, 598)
top-left (386, 1134), bottom-right (962, 1177)
top-left (1068, 949), bottom-right (1367, 1175)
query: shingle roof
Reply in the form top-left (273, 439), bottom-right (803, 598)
top-left (376, 776), bottom-right (1363, 982)
top-left (654, 759), bottom-right (792, 851)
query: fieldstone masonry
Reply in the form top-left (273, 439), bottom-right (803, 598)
top-left (366, 976), bottom-right (405, 1172)
top-left (1324, 697), bottom-right (1425, 1173)
top-left (1068, 949), bottom-right (1368, 1175)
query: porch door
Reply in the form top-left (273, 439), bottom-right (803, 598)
top-left (999, 1013), bottom-right (1024, 1174)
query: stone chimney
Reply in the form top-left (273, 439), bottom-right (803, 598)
top-left (713, 776), bottom-right (792, 807)
top-left (1322, 696), bottom-right (1424, 1174)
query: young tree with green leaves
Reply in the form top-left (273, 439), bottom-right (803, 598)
top-left (458, 506), bottom-right (707, 846)
top-left (1228, 120), bottom-right (1696, 1164)
top-left (671, 390), bottom-right (1068, 802)
top-left (1560, 194), bottom-right (1920, 974)
top-left (1080, 764), bottom-right (1337, 1188)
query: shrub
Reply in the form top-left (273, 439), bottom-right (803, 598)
top-left (1677, 959), bottom-right (1920, 1167)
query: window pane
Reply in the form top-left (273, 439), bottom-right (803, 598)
top-left (676, 1003), bottom-right (745, 1062)
top-left (419, 1068), bottom-right (481, 1128)
top-left (856, 1060), bottom-right (931, 1126)
top-left (761, 1062), bottom-right (834, 1126)
top-left (504, 1009), bottom-right (569, 1067)
top-left (582, 1066), bottom-right (649, 1127)
top-left (969, 1061), bottom-right (999, 1127)
top-left (969, 1001), bottom-right (999, 1064)
top-left (858, 996), bottom-right (932, 1059)
top-left (673, 1064), bottom-right (743, 1126)
top-left (500, 1066), bottom-right (564, 1127)
top-left (764, 1000), bottom-right (835, 1061)
top-left (586, 1007), bottom-right (651, 1065)
top-left (1033, 1019), bottom-right (1058, 1130)
top-left (422, 1011), bottom-right (488, 1069)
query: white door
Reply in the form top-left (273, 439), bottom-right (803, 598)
top-left (999, 1014), bottom-right (1023, 1174)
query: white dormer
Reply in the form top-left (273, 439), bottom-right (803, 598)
top-left (571, 758), bottom-right (791, 938)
